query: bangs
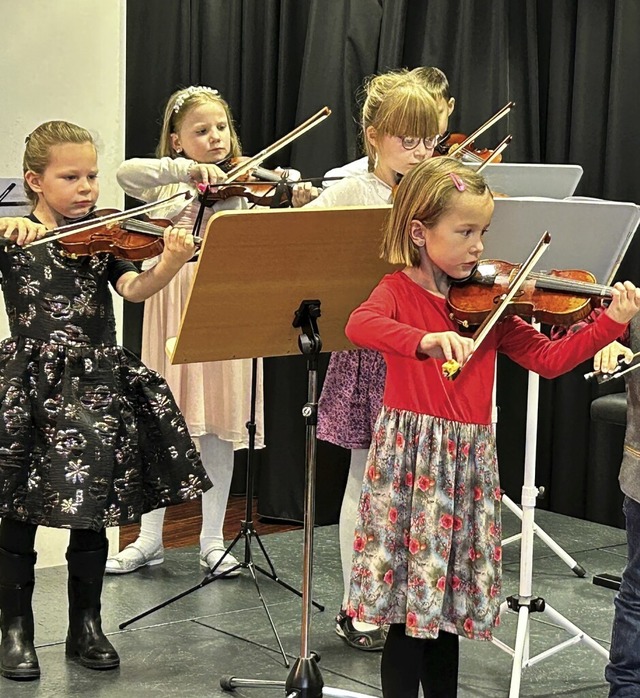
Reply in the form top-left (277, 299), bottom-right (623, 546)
top-left (375, 88), bottom-right (439, 139)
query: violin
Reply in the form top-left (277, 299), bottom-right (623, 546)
top-left (197, 107), bottom-right (331, 209)
top-left (55, 213), bottom-right (201, 261)
top-left (437, 133), bottom-right (502, 163)
top-left (447, 259), bottom-right (613, 329)
top-left (24, 191), bottom-right (197, 261)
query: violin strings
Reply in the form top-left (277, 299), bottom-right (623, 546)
top-left (527, 271), bottom-right (611, 296)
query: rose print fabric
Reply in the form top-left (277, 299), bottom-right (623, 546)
top-left (347, 406), bottom-right (502, 641)
top-left (0, 237), bottom-right (210, 531)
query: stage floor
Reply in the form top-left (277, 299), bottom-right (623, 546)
top-left (3, 508), bottom-right (627, 697)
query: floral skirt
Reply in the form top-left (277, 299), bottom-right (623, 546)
top-left (0, 336), bottom-right (210, 531)
top-left (347, 407), bottom-right (502, 641)
top-left (317, 349), bottom-right (386, 450)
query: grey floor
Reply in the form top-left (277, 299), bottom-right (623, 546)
top-left (2, 508), bottom-right (627, 697)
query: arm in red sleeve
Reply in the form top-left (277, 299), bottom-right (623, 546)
top-left (550, 305), bottom-right (629, 344)
top-left (346, 278), bottom-right (426, 359)
top-left (498, 311), bottom-right (628, 379)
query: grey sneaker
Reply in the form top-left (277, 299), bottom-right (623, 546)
top-left (105, 542), bottom-right (164, 574)
top-left (199, 546), bottom-right (241, 577)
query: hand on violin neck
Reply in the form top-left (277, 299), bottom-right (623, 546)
top-left (291, 181), bottom-right (320, 207)
top-left (158, 226), bottom-right (196, 269)
top-left (0, 217), bottom-right (47, 247)
top-left (118, 226), bottom-right (196, 304)
top-left (418, 331), bottom-right (474, 365)
top-left (188, 162), bottom-right (227, 186)
top-left (604, 281), bottom-right (640, 325)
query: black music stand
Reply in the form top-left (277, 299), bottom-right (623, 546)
top-left (167, 205), bottom-right (397, 697)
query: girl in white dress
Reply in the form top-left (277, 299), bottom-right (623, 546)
top-left (106, 86), bottom-right (264, 576)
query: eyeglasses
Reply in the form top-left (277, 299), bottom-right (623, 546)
top-left (398, 135), bottom-right (441, 151)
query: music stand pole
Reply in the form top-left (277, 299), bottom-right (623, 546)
top-left (221, 300), bottom-right (377, 697)
top-left (491, 334), bottom-right (608, 698)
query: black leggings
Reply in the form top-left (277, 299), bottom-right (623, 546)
top-left (381, 623), bottom-right (459, 698)
top-left (0, 518), bottom-right (107, 555)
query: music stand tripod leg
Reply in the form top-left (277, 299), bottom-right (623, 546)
top-left (492, 364), bottom-right (608, 697)
top-left (500, 492), bottom-right (586, 577)
top-left (118, 354), bottom-right (326, 666)
top-left (221, 301), bottom-right (378, 698)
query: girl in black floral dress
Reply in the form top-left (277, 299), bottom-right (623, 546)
top-left (0, 120), bottom-right (211, 681)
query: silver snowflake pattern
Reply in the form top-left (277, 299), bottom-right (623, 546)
top-left (65, 459), bottom-right (90, 485)
top-left (64, 403), bottom-right (81, 420)
top-left (150, 393), bottom-right (173, 417)
top-left (103, 504), bottom-right (121, 527)
top-left (167, 445), bottom-right (178, 460)
top-left (73, 295), bottom-right (97, 317)
top-left (44, 265), bottom-right (52, 280)
top-left (179, 474), bottom-right (203, 500)
top-left (18, 276), bottom-right (41, 297)
top-left (60, 498), bottom-right (78, 515)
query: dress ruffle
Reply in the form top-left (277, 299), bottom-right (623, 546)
top-left (0, 335), bottom-right (209, 530)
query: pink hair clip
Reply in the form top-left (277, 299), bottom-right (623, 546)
top-left (449, 173), bottom-right (466, 192)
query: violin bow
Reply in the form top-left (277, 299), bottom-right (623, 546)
top-left (449, 101), bottom-right (515, 161)
top-left (475, 134), bottom-right (513, 173)
top-left (219, 106), bottom-right (332, 185)
top-left (24, 191), bottom-right (191, 248)
top-left (443, 231), bottom-right (551, 380)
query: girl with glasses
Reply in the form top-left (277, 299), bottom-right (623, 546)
top-left (297, 74), bottom-right (440, 652)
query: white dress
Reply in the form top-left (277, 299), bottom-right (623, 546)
top-left (117, 157), bottom-right (264, 448)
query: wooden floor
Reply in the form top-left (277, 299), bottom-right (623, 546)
top-left (120, 495), bottom-right (301, 549)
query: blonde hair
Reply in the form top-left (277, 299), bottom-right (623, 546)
top-left (382, 157), bottom-right (491, 266)
top-left (411, 66), bottom-right (452, 102)
top-left (360, 76), bottom-right (439, 170)
top-left (22, 120), bottom-right (95, 206)
top-left (156, 86), bottom-right (241, 159)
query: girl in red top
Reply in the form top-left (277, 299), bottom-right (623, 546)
top-left (344, 156), bottom-right (640, 698)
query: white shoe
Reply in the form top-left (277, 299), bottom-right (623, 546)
top-left (105, 542), bottom-right (164, 574)
top-left (199, 546), bottom-right (240, 577)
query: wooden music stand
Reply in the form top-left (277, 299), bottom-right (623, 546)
top-left (169, 205), bottom-right (396, 697)
top-left (168, 206), bottom-right (394, 363)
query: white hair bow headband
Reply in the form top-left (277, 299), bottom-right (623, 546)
top-left (173, 86), bottom-right (219, 114)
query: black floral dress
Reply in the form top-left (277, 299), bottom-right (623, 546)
top-left (0, 233), bottom-right (210, 531)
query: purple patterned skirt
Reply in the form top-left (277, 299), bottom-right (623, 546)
top-left (317, 349), bottom-right (386, 450)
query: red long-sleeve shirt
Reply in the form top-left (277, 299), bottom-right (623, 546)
top-left (345, 271), bottom-right (626, 426)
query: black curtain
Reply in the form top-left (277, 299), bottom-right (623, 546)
top-left (123, 0), bottom-right (640, 526)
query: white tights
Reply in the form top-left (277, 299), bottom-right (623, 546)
top-left (340, 448), bottom-right (368, 609)
top-left (135, 433), bottom-right (235, 554)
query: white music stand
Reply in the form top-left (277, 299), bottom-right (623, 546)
top-left (481, 163), bottom-right (583, 198)
top-left (486, 196), bottom-right (640, 697)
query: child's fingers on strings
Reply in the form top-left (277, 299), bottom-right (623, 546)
top-left (606, 281), bottom-right (640, 324)
top-left (188, 163), bottom-right (227, 186)
top-left (0, 217), bottom-right (46, 246)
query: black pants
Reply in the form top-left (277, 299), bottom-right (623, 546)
top-left (0, 518), bottom-right (106, 554)
top-left (381, 623), bottom-right (459, 698)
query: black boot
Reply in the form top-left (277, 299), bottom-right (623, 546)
top-left (0, 547), bottom-right (40, 680)
top-left (65, 545), bottom-right (119, 670)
